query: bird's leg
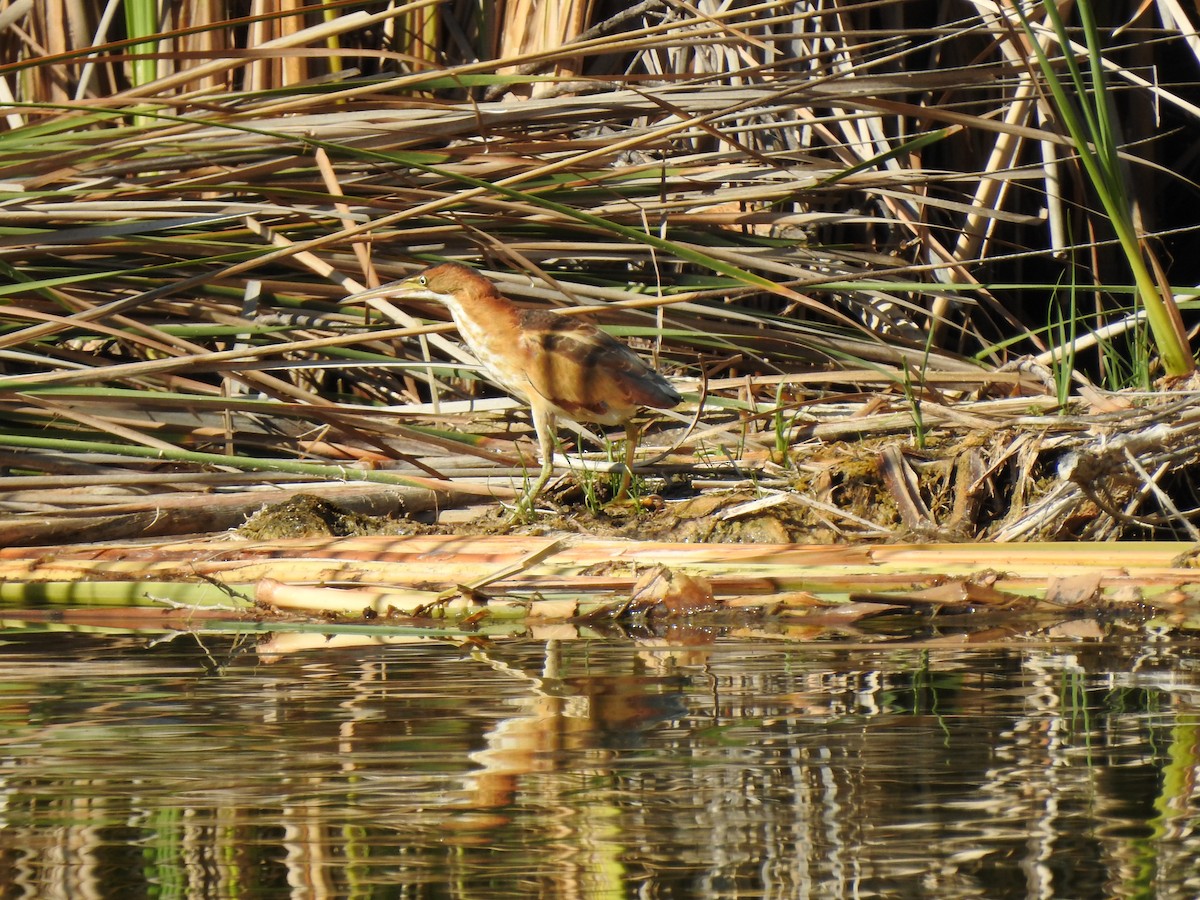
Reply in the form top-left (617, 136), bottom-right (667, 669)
top-left (509, 406), bottom-right (557, 521)
top-left (614, 421), bottom-right (640, 502)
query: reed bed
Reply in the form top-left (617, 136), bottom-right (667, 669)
top-left (0, 1), bottom-right (1198, 545)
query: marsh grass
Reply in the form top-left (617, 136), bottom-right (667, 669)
top-left (0, 1), bottom-right (1197, 539)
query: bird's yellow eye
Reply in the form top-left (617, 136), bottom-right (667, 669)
top-left (418, 276), bottom-right (428, 286)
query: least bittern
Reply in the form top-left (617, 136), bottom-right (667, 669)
top-left (346, 263), bottom-right (681, 516)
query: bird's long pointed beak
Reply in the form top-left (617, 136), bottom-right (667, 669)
top-left (339, 277), bottom-right (427, 307)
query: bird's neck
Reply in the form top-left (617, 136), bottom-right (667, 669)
top-left (442, 288), bottom-right (520, 350)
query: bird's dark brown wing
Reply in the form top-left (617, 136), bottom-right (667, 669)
top-left (517, 311), bottom-right (680, 425)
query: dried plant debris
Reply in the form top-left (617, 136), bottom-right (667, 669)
top-left (414, 392), bottom-right (1200, 544)
top-left (3, 536), bottom-right (1200, 643)
top-left (2, 390), bottom-right (1199, 546)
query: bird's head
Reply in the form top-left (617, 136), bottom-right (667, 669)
top-left (400, 263), bottom-right (490, 298)
top-left (341, 263), bottom-right (494, 309)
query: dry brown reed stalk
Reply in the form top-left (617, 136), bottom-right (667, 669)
top-left (0, 533), bottom-right (1195, 628)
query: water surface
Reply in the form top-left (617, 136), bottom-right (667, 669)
top-left (0, 626), bottom-right (1196, 898)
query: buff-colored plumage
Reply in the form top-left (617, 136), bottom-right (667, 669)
top-left (350, 263), bottom-right (680, 517)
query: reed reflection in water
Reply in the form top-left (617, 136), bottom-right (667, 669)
top-left (0, 629), bottom-right (1195, 898)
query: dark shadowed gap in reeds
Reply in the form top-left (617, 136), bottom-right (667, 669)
top-left (0, 0), bottom-right (1198, 544)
